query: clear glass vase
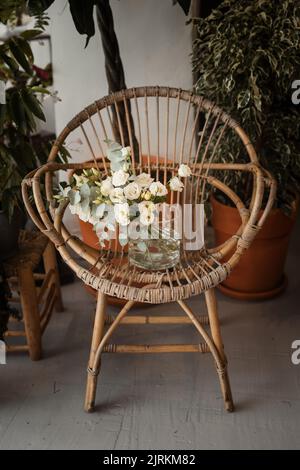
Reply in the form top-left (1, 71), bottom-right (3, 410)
top-left (128, 222), bottom-right (180, 271)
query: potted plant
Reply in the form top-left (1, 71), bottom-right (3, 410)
top-left (192, 0), bottom-right (300, 299)
top-left (0, 2), bottom-right (69, 258)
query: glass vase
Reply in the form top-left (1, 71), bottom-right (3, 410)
top-left (128, 222), bottom-right (180, 271)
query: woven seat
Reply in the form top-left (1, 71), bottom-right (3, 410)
top-left (77, 246), bottom-right (229, 304)
top-left (22, 86), bottom-right (275, 412)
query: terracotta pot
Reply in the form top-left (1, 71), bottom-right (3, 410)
top-left (211, 195), bottom-right (297, 300)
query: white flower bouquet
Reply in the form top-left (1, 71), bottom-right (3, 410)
top-left (55, 140), bottom-right (191, 259)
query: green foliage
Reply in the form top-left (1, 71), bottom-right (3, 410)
top-left (192, 0), bottom-right (300, 213)
top-left (28, 0), bottom-right (192, 47)
top-left (0, 1), bottom-right (68, 219)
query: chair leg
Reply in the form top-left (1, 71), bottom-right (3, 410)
top-left (43, 241), bottom-right (63, 312)
top-left (205, 288), bottom-right (234, 412)
top-left (18, 266), bottom-right (42, 361)
top-left (84, 292), bottom-right (107, 412)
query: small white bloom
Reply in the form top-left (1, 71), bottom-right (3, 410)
top-left (169, 176), bottom-right (184, 192)
top-left (112, 169), bottom-right (130, 187)
top-left (135, 172), bottom-right (154, 188)
top-left (149, 181), bottom-right (168, 197)
top-left (0, 20), bottom-right (35, 43)
top-left (124, 182), bottom-right (141, 201)
top-left (121, 146), bottom-right (131, 158)
top-left (109, 187), bottom-right (125, 204)
top-left (100, 177), bottom-right (113, 196)
top-left (140, 210), bottom-right (155, 226)
top-left (178, 164), bottom-right (191, 177)
top-left (114, 203), bottom-right (130, 226)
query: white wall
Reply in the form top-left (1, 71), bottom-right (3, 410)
top-left (31, 37), bottom-right (56, 134)
top-left (48, 0), bottom-right (193, 142)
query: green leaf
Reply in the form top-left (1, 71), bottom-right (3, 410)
top-left (30, 86), bottom-right (51, 95)
top-left (24, 104), bottom-right (37, 133)
top-left (69, 0), bottom-right (95, 47)
top-left (173, 0), bottom-right (191, 15)
top-left (17, 141), bottom-right (37, 168)
top-left (9, 40), bottom-right (32, 75)
top-left (95, 203), bottom-right (105, 218)
top-left (68, 189), bottom-right (81, 205)
top-left (0, 104), bottom-right (7, 134)
top-left (237, 90), bottom-right (251, 109)
top-left (20, 29), bottom-right (43, 40)
top-left (119, 233), bottom-right (128, 247)
top-left (28, 0), bottom-right (55, 14)
top-left (9, 92), bottom-right (27, 134)
top-left (80, 182), bottom-right (91, 199)
top-left (21, 89), bottom-right (46, 122)
top-left (1, 52), bottom-right (19, 72)
top-left (15, 37), bottom-right (34, 64)
top-left (137, 241), bottom-right (147, 252)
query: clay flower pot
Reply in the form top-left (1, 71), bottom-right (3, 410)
top-left (211, 195), bottom-right (297, 300)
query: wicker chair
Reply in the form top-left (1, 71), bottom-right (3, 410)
top-left (22, 86), bottom-right (276, 412)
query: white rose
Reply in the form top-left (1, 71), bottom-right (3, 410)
top-left (178, 164), bottom-right (191, 177)
top-left (70, 203), bottom-right (91, 223)
top-left (140, 209), bottom-right (155, 226)
top-left (114, 203), bottom-right (130, 226)
top-left (109, 187), bottom-right (125, 203)
top-left (121, 146), bottom-right (131, 158)
top-left (135, 172), bottom-right (154, 188)
top-left (112, 169), bottom-right (130, 187)
top-left (100, 177), bottom-right (113, 196)
top-left (138, 200), bottom-right (155, 214)
top-left (169, 176), bottom-right (184, 192)
top-left (149, 181), bottom-right (168, 197)
top-left (124, 182), bottom-right (141, 201)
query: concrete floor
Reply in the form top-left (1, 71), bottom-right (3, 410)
top-left (0, 220), bottom-right (300, 450)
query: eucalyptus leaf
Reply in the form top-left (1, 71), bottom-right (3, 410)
top-left (96, 203), bottom-right (106, 218)
top-left (137, 241), bottom-right (147, 253)
top-left (118, 233), bottom-right (128, 247)
top-left (68, 189), bottom-right (81, 205)
top-left (80, 182), bottom-right (90, 199)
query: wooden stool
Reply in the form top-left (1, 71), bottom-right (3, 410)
top-left (3, 230), bottom-right (63, 360)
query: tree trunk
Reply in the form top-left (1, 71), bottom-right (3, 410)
top-left (96, 0), bottom-right (138, 159)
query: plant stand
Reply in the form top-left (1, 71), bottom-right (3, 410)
top-left (3, 230), bottom-right (63, 360)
